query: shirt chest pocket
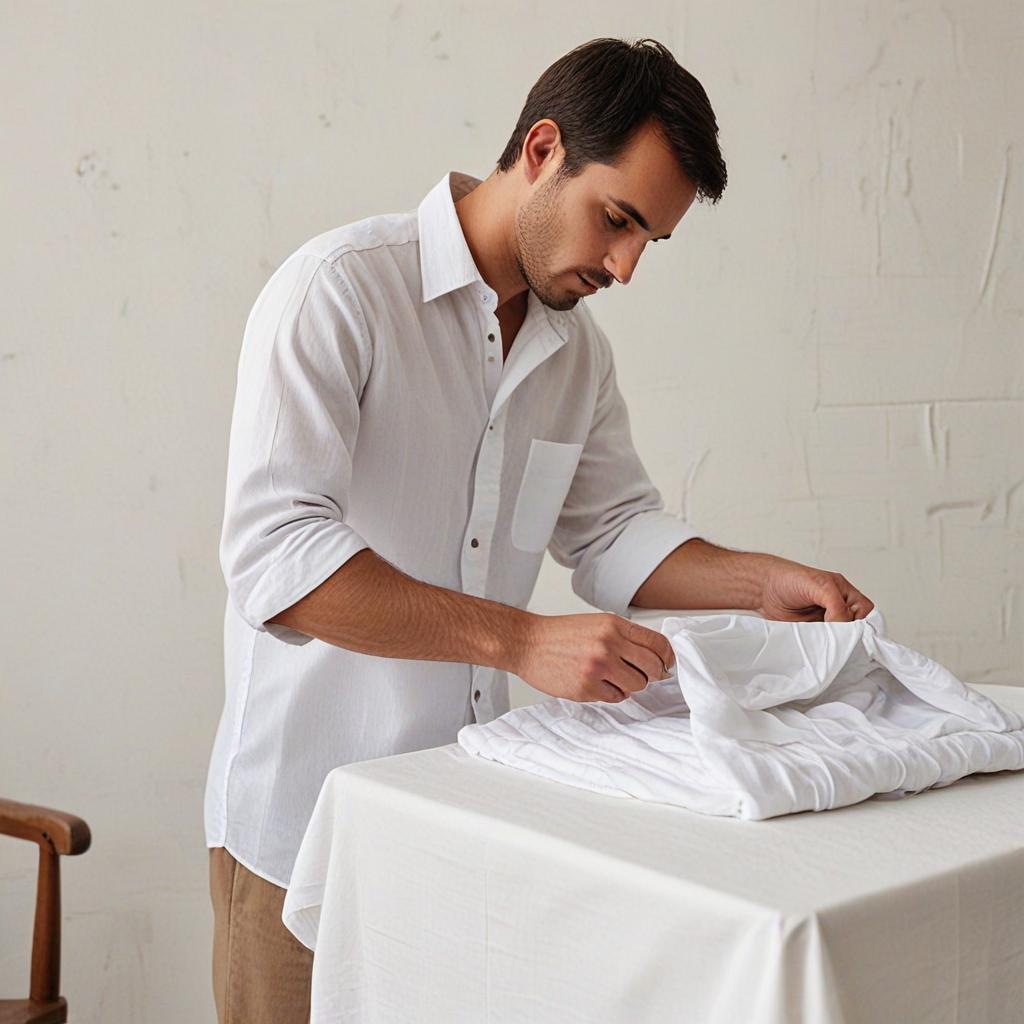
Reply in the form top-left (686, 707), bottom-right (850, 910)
top-left (510, 439), bottom-right (584, 554)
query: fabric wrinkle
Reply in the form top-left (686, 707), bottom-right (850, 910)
top-left (458, 608), bottom-right (1024, 819)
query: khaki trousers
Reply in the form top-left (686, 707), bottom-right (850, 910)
top-left (208, 846), bottom-right (314, 1024)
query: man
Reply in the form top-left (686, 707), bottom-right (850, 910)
top-left (205, 36), bottom-right (873, 1023)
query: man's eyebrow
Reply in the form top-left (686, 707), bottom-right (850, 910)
top-left (608, 195), bottom-right (672, 240)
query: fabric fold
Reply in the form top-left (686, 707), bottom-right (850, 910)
top-left (458, 609), bottom-right (1024, 819)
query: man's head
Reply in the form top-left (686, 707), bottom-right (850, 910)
top-left (495, 37), bottom-right (727, 310)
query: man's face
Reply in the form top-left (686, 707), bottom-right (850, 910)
top-left (514, 121), bottom-right (698, 311)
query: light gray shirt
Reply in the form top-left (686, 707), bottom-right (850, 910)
top-left (204, 170), bottom-right (700, 886)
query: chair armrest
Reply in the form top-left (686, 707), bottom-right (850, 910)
top-left (0, 798), bottom-right (91, 856)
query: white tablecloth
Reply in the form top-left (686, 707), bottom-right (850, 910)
top-left (283, 683), bottom-right (1024, 1024)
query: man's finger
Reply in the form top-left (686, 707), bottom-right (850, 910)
top-left (833, 576), bottom-right (875, 620)
top-left (619, 658), bottom-right (650, 690)
top-left (624, 620), bottom-right (675, 674)
top-left (821, 580), bottom-right (853, 622)
top-left (599, 679), bottom-right (628, 703)
top-left (608, 658), bottom-right (651, 694)
top-left (620, 640), bottom-right (668, 684)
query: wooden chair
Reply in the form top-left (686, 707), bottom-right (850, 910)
top-left (0, 799), bottom-right (91, 1024)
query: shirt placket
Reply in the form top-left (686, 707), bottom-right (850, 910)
top-left (462, 286), bottom-right (504, 721)
top-left (481, 293), bottom-right (502, 408)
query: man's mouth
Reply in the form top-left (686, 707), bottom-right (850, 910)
top-left (577, 272), bottom-right (599, 293)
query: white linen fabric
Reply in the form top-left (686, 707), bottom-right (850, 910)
top-left (283, 685), bottom-right (1024, 1024)
top-left (458, 609), bottom-right (1024, 819)
top-left (204, 169), bottom-right (700, 886)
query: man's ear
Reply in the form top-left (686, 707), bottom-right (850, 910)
top-left (520, 119), bottom-right (562, 185)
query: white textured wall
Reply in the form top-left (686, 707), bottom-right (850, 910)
top-left (1, 2), bottom-right (1020, 1020)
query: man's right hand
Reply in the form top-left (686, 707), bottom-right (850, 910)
top-left (513, 613), bottom-right (676, 704)
top-left (268, 551), bottom-right (676, 703)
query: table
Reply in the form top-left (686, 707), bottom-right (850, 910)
top-left (283, 683), bottom-right (1024, 1024)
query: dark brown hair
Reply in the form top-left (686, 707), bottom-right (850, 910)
top-left (496, 37), bottom-right (727, 204)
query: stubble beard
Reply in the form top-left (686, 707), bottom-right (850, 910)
top-left (513, 173), bottom-right (580, 312)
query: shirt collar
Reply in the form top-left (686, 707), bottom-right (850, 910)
top-left (418, 171), bottom-right (492, 306)
top-left (416, 170), bottom-right (571, 339)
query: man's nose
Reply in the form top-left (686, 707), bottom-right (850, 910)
top-left (603, 239), bottom-right (646, 286)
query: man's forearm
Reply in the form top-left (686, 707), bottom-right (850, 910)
top-left (630, 537), bottom-right (771, 611)
top-left (267, 549), bottom-right (534, 671)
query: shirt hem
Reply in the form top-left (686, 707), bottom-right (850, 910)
top-left (206, 841), bottom-right (291, 891)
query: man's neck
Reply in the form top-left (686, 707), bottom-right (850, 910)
top-left (453, 172), bottom-right (528, 311)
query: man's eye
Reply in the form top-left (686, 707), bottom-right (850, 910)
top-left (605, 211), bottom-right (627, 229)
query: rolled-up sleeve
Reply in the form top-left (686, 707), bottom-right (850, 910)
top-left (548, 326), bottom-right (702, 616)
top-left (219, 255), bottom-right (372, 645)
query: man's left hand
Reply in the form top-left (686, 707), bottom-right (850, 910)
top-left (757, 556), bottom-right (874, 622)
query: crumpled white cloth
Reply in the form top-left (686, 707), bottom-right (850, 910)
top-left (457, 609), bottom-right (1024, 819)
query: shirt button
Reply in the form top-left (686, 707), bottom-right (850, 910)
top-left (473, 689), bottom-right (481, 702)
top-left (470, 538), bottom-right (479, 548)
top-left (487, 355), bottom-right (495, 363)
top-left (488, 424), bottom-right (494, 430)
top-left (487, 333), bottom-right (495, 342)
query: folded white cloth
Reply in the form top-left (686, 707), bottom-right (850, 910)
top-left (457, 609), bottom-right (1024, 819)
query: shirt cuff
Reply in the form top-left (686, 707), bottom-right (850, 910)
top-left (591, 512), bottom-right (702, 617)
top-left (242, 528), bottom-right (370, 646)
